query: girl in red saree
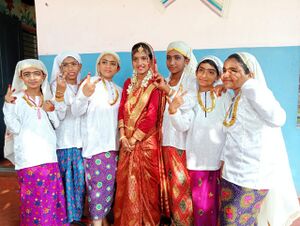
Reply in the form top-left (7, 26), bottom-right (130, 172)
top-left (114, 42), bottom-right (166, 226)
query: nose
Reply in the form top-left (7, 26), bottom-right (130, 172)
top-left (169, 58), bottom-right (176, 65)
top-left (221, 71), bottom-right (228, 80)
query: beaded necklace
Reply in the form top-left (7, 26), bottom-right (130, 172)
top-left (102, 79), bottom-right (119, 106)
top-left (223, 94), bottom-right (241, 127)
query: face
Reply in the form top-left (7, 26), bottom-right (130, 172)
top-left (221, 58), bottom-right (252, 91)
top-left (60, 57), bottom-right (82, 82)
top-left (166, 50), bottom-right (189, 75)
top-left (196, 62), bottom-right (218, 89)
top-left (97, 54), bottom-right (119, 80)
top-left (132, 51), bottom-right (151, 76)
top-left (20, 67), bottom-right (45, 90)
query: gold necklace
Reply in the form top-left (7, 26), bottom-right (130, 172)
top-left (197, 89), bottom-right (216, 113)
top-left (223, 94), bottom-right (241, 127)
top-left (102, 79), bottom-right (119, 106)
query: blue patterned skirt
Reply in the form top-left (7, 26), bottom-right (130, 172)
top-left (57, 147), bottom-right (85, 223)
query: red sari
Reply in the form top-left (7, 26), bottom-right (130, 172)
top-left (114, 79), bottom-right (165, 226)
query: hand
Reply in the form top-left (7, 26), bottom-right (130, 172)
top-left (43, 100), bottom-right (55, 112)
top-left (82, 73), bottom-right (100, 97)
top-left (167, 85), bottom-right (187, 114)
top-left (128, 137), bottom-right (137, 150)
top-left (121, 137), bottom-right (132, 153)
top-left (153, 74), bottom-right (170, 94)
top-left (4, 85), bottom-right (17, 104)
top-left (56, 72), bottom-right (67, 94)
top-left (213, 84), bottom-right (227, 97)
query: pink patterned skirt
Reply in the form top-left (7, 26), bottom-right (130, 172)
top-left (189, 169), bottom-right (221, 226)
top-left (16, 163), bottom-right (67, 226)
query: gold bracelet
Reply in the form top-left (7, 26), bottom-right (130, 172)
top-left (55, 96), bottom-right (64, 102)
top-left (56, 90), bottom-right (64, 95)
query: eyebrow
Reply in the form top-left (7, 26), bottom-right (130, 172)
top-left (199, 66), bottom-right (216, 71)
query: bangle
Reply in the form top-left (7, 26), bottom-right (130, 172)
top-left (119, 136), bottom-right (126, 141)
top-left (55, 96), bottom-right (64, 102)
top-left (56, 90), bottom-right (64, 95)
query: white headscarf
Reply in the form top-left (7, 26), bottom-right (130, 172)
top-left (12, 59), bottom-right (52, 100)
top-left (198, 55), bottom-right (223, 76)
top-left (236, 52), bottom-right (267, 87)
top-left (95, 51), bottom-right (121, 76)
top-left (50, 51), bottom-right (82, 85)
top-left (167, 41), bottom-right (198, 78)
top-left (6, 59), bottom-right (52, 164)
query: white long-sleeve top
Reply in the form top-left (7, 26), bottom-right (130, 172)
top-left (51, 82), bottom-right (82, 149)
top-left (222, 79), bottom-right (287, 189)
top-left (170, 91), bottom-right (231, 170)
top-left (3, 92), bottom-right (59, 170)
top-left (162, 74), bottom-right (197, 149)
top-left (72, 77), bottom-right (122, 158)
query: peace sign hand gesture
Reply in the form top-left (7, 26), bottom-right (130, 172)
top-left (56, 72), bottom-right (67, 95)
top-left (82, 73), bottom-right (101, 97)
top-left (4, 85), bottom-right (17, 104)
top-left (167, 85), bottom-right (187, 115)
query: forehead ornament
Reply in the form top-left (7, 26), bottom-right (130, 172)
top-left (138, 45), bottom-right (144, 53)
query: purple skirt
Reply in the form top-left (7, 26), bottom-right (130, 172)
top-left (17, 163), bottom-right (67, 226)
top-left (220, 178), bottom-right (268, 225)
top-left (84, 151), bottom-right (118, 220)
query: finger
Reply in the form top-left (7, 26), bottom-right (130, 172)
top-left (86, 73), bottom-right (91, 83)
top-left (166, 96), bottom-right (171, 104)
top-left (62, 71), bottom-right (67, 80)
top-left (181, 90), bottom-right (188, 97)
top-left (7, 85), bottom-right (11, 93)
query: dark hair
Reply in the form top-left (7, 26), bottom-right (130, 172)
top-left (197, 59), bottom-right (220, 77)
top-left (227, 53), bottom-right (250, 74)
top-left (131, 42), bottom-right (153, 60)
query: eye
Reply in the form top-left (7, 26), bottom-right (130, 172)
top-left (198, 68), bottom-right (204, 73)
top-left (175, 56), bottom-right (181, 60)
top-left (209, 70), bottom-right (216, 75)
top-left (33, 71), bottom-right (43, 76)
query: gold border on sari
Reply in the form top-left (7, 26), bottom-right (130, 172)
top-left (133, 128), bottom-right (146, 141)
top-left (125, 83), bottom-right (156, 138)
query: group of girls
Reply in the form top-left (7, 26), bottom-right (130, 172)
top-left (3, 41), bottom-right (300, 226)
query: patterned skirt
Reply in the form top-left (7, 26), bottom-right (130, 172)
top-left (162, 146), bottom-right (193, 226)
top-left (56, 147), bottom-right (85, 222)
top-left (16, 163), bottom-right (67, 226)
top-left (220, 178), bottom-right (268, 225)
top-left (84, 151), bottom-right (118, 220)
top-left (189, 169), bottom-right (220, 226)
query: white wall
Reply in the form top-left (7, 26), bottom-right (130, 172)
top-left (35, 0), bottom-right (300, 54)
